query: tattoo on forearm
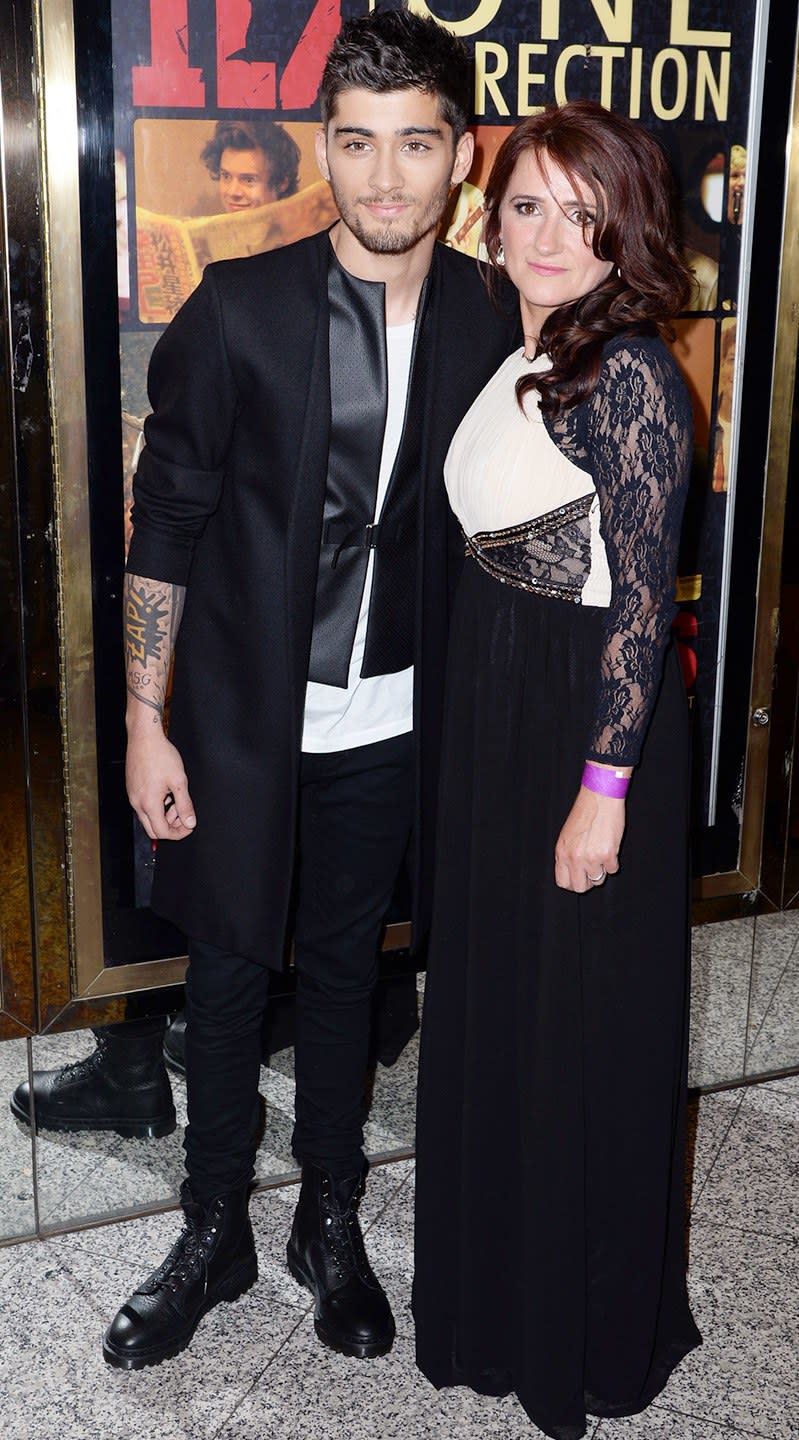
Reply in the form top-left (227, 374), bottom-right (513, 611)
top-left (124, 574), bottom-right (185, 720)
top-left (126, 582), bottom-right (170, 667)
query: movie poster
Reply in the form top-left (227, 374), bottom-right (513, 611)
top-left (111, 0), bottom-right (761, 835)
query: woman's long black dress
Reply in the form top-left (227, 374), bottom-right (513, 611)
top-left (413, 338), bottom-right (702, 1440)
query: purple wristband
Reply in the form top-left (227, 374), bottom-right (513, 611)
top-left (581, 762), bottom-right (630, 799)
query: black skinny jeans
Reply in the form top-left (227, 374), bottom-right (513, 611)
top-left (183, 732), bottom-right (413, 1201)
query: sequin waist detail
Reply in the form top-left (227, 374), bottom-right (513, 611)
top-left (463, 494), bottom-right (594, 602)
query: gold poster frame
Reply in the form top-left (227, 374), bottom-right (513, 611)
top-left (35, 0), bottom-right (186, 1012)
top-left (33, 0), bottom-right (798, 1020)
top-left (695, 14), bottom-right (799, 908)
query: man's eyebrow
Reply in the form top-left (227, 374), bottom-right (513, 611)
top-left (332, 125), bottom-right (445, 138)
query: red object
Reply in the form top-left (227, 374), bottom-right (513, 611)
top-left (281, 0), bottom-right (342, 110)
top-left (217, 0), bottom-right (276, 109)
top-left (132, 0), bottom-right (205, 107)
top-left (673, 611), bottom-right (698, 691)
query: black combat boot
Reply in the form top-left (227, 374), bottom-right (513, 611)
top-left (286, 1163), bottom-right (395, 1359)
top-left (9, 1024), bottom-right (176, 1139)
top-left (103, 1180), bottom-right (258, 1369)
top-left (162, 1012), bottom-right (187, 1077)
top-left (163, 1008), bottom-right (281, 1077)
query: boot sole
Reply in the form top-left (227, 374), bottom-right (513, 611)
top-left (9, 1096), bottom-right (177, 1140)
top-left (286, 1247), bottom-right (395, 1360)
top-left (102, 1256), bottom-right (258, 1370)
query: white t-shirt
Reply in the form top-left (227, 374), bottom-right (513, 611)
top-left (301, 319), bottom-right (416, 752)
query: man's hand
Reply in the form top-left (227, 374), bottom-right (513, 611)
top-left (126, 724), bottom-right (196, 841)
top-left (554, 786), bottom-right (625, 893)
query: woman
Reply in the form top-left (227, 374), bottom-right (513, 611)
top-left (414, 102), bottom-right (702, 1439)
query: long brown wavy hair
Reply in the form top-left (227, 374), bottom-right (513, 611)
top-left (483, 102), bottom-right (693, 416)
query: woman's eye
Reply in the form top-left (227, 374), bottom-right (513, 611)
top-left (513, 201), bottom-right (539, 217)
top-left (571, 209), bottom-right (596, 226)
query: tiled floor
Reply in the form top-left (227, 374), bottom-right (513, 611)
top-left (1, 1078), bottom-right (797, 1440)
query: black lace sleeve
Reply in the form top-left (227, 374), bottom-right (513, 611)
top-left (581, 339), bottom-right (692, 766)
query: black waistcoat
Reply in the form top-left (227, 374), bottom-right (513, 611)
top-left (306, 249), bottom-right (430, 688)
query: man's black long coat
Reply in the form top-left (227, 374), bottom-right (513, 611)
top-left (127, 228), bottom-right (518, 966)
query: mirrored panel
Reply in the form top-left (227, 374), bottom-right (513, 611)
top-left (688, 916), bottom-right (755, 1089)
top-left (24, 961), bottom-right (419, 1231)
top-left (744, 911), bottom-right (799, 1077)
top-left (28, 1024), bottom-right (186, 1230)
top-left (16, 905), bottom-right (799, 1233)
top-left (0, 1040), bottom-right (36, 1242)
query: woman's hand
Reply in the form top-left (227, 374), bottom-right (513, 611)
top-left (554, 786), bottom-right (626, 893)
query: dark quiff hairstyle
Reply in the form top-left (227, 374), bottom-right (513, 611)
top-left (201, 119), bottom-right (300, 198)
top-left (320, 7), bottom-right (471, 142)
top-left (483, 101), bottom-right (693, 417)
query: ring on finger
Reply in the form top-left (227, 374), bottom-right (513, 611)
top-left (587, 866), bottom-right (606, 884)
top-left (163, 793), bottom-right (176, 815)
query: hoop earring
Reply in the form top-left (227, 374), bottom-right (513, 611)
top-left (496, 243), bottom-right (505, 267)
top-left (616, 264), bottom-right (622, 280)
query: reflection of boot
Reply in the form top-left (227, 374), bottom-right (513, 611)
top-left (103, 1179), bottom-right (257, 1369)
top-left (9, 1023), bottom-right (176, 1139)
top-left (162, 1012), bottom-right (186, 1076)
top-left (165, 1006), bottom-right (286, 1075)
top-left (287, 1163), bottom-right (395, 1358)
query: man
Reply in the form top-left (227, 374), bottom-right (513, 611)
top-left (200, 118), bottom-right (300, 212)
top-left (103, 7), bottom-right (517, 1371)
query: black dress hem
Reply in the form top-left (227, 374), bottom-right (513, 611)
top-left (415, 1324), bottom-right (702, 1440)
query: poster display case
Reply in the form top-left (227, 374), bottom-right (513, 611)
top-left (43, 0), bottom-right (783, 1004)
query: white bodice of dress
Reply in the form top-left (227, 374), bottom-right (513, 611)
top-left (444, 349), bottom-right (612, 608)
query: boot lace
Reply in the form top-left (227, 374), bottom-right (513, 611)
top-left (140, 1204), bottom-right (222, 1297)
top-left (321, 1174), bottom-right (372, 1285)
top-left (58, 1038), bottom-right (110, 1083)
top-left (342, 1206), bottom-right (372, 1283)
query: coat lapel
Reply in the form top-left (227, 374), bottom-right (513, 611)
top-left (283, 232), bottom-right (332, 729)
